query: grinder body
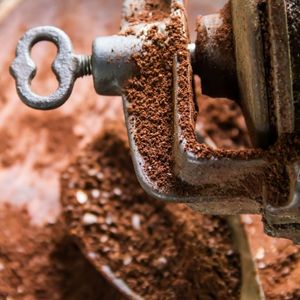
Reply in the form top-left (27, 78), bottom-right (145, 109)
top-left (10, 0), bottom-right (300, 242)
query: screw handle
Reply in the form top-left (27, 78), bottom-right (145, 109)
top-left (10, 26), bottom-right (89, 110)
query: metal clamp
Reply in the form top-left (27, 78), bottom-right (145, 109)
top-left (10, 26), bottom-right (91, 110)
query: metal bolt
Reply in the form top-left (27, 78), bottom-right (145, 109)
top-left (75, 54), bottom-right (92, 77)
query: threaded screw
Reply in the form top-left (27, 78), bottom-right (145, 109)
top-left (76, 55), bottom-right (92, 77)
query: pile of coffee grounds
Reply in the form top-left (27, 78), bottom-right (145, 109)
top-left (260, 244), bottom-right (300, 300)
top-left (0, 204), bottom-right (122, 300)
top-left (126, 23), bottom-right (175, 190)
top-left (124, 0), bottom-right (170, 24)
top-left (1, 0), bottom-right (299, 299)
top-left (19, 112), bottom-right (79, 168)
top-left (60, 125), bottom-right (241, 300)
top-left (0, 0), bottom-right (247, 299)
top-left (241, 215), bottom-right (300, 300)
top-left (0, 128), bottom-right (15, 167)
top-left (195, 81), bottom-right (251, 150)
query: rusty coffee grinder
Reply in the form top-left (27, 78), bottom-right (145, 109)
top-left (10, 0), bottom-right (300, 242)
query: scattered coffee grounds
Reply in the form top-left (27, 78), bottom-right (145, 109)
top-left (125, 3), bottom-right (263, 195)
top-left (0, 204), bottom-right (122, 300)
top-left (126, 22), bottom-right (175, 190)
top-left (195, 2), bottom-right (239, 100)
top-left (241, 215), bottom-right (300, 300)
top-left (19, 112), bottom-right (79, 168)
top-left (60, 125), bottom-right (241, 300)
top-left (215, 2), bottom-right (235, 62)
top-left (287, 0), bottom-right (300, 132)
top-left (124, 0), bottom-right (170, 24)
top-left (195, 93), bottom-right (251, 150)
top-left (0, 129), bottom-right (15, 167)
top-left (126, 1), bottom-right (300, 208)
top-left (1, 0), bottom-right (300, 299)
top-left (262, 133), bottom-right (300, 207)
top-left (173, 11), bottom-right (260, 161)
top-left (262, 248), bottom-right (300, 300)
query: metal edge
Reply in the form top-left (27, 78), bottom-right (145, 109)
top-left (231, 0), bottom-right (270, 148)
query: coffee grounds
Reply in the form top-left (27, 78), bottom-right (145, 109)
top-left (0, 204), bottom-right (123, 300)
top-left (261, 245), bottom-right (300, 300)
top-left (1, 0), bottom-right (299, 298)
top-left (173, 10), bottom-right (261, 161)
top-left (125, 3), bottom-right (263, 195)
top-left (195, 92), bottom-right (251, 150)
top-left (126, 23), bottom-right (175, 190)
top-left (195, 2), bottom-right (239, 100)
top-left (124, 0), bottom-right (170, 24)
top-left (241, 215), bottom-right (300, 300)
top-left (60, 125), bottom-right (241, 300)
top-left (126, 2), bottom-right (300, 207)
top-left (263, 134), bottom-right (300, 207)
top-left (215, 2), bottom-right (235, 62)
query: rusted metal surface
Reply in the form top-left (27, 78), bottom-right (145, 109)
top-left (287, 0), bottom-right (300, 132)
top-left (267, 0), bottom-right (294, 135)
top-left (264, 163), bottom-right (300, 243)
top-left (194, 13), bottom-right (239, 100)
top-left (172, 52), bottom-right (266, 215)
top-left (231, 0), bottom-right (270, 148)
top-left (92, 35), bottom-right (141, 95)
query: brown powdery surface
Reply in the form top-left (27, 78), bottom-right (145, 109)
top-left (126, 24), bottom-right (175, 190)
top-left (241, 215), bottom-right (300, 300)
top-left (195, 1), bottom-right (239, 99)
top-left (61, 126), bottom-right (241, 300)
top-left (0, 0), bottom-right (124, 298)
top-left (0, 0), bottom-right (243, 299)
top-left (0, 204), bottom-right (123, 300)
top-left (194, 77), bottom-right (251, 150)
top-left (125, 3), bottom-right (262, 195)
top-left (0, 0), bottom-right (124, 224)
top-left (0, 0), bottom-right (300, 299)
top-left (215, 2), bottom-right (235, 59)
top-left (127, 1), bottom-right (300, 207)
top-left (124, 0), bottom-right (170, 24)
